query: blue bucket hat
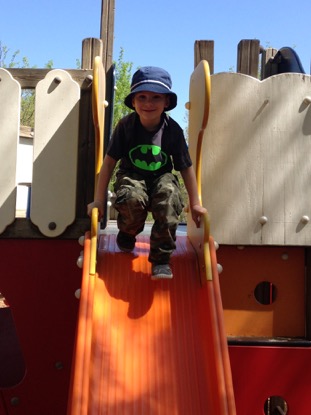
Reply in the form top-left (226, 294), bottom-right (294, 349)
top-left (124, 66), bottom-right (177, 111)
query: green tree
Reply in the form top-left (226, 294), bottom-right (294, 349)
top-left (0, 42), bottom-right (54, 127)
top-left (0, 41), bottom-right (20, 68)
top-left (20, 91), bottom-right (35, 127)
top-left (112, 47), bottom-right (133, 129)
top-left (107, 48), bottom-right (133, 193)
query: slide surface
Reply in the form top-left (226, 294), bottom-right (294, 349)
top-left (67, 231), bottom-right (235, 415)
top-left (68, 58), bottom-right (235, 415)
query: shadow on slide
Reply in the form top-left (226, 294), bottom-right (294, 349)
top-left (67, 231), bottom-right (236, 415)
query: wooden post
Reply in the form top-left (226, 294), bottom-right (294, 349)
top-left (81, 38), bottom-right (103, 70)
top-left (79, 38), bottom-right (104, 218)
top-left (261, 47), bottom-right (278, 79)
top-left (75, 79), bottom-right (95, 220)
top-left (100, 0), bottom-right (115, 71)
top-left (100, 0), bottom-right (116, 168)
top-left (194, 40), bottom-right (214, 74)
top-left (237, 39), bottom-right (261, 78)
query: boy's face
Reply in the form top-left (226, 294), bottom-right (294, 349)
top-left (132, 91), bottom-right (170, 129)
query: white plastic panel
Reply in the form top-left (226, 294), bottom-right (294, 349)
top-left (0, 69), bottom-right (20, 234)
top-left (202, 72), bottom-right (311, 245)
top-left (31, 69), bottom-right (80, 237)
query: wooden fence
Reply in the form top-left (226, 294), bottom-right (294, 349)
top-left (1, 38), bottom-right (310, 245)
top-left (0, 39), bottom-right (105, 239)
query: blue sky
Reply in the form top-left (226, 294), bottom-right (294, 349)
top-left (1, 0), bottom-right (310, 128)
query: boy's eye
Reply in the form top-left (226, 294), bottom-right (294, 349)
top-left (136, 94), bottom-right (163, 102)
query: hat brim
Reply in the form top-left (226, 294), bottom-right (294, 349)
top-left (124, 84), bottom-right (177, 111)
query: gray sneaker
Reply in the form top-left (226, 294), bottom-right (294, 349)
top-left (151, 264), bottom-right (173, 280)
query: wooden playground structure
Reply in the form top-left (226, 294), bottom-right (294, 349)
top-left (1, 31), bottom-right (311, 415)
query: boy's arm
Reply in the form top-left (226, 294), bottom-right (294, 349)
top-left (87, 154), bottom-right (117, 219)
top-left (180, 166), bottom-right (207, 228)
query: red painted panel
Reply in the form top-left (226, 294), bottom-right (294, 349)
top-left (0, 392), bottom-right (9, 415)
top-left (230, 345), bottom-right (311, 414)
top-left (0, 307), bottom-right (26, 388)
top-left (0, 239), bottom-right (81, 415)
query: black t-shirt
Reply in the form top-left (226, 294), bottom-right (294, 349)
top-left (107, 112), bottom-right (192, 178)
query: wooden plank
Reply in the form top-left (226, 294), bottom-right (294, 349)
top-left (194, 40), bottom-right (214, 73)
top-left (30, 69), bottom-right (80, 237)
top-left (79, 38), bottom-right (104, 215)
top-left (237, 39), bottom-right (260, 77)
top-left (75, 81), bottom-right (95, 218)
top-left (100, 0), bottom-right (115, 70)
top-left (0, 69), bottom-right (20, 234)
top-left (0, 218), bottom-right (90, 239)
top-left (89, 56), bottom-right (107, 273)
top-left (81, 38), bottom-right (103, 70)
top-left (100, 0), bottom-right (115, 152)
top-left (261, 47), bottom-right (278, 79)
top-left (7, 68), bottom-right (92, 89)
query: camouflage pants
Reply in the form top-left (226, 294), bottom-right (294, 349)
top-left (113, 172), bottom-right (184, 264)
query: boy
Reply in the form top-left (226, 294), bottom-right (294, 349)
top-left (88, 66), bottom-right (206, 279)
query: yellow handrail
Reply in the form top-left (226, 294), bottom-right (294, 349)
top-left (193, 60), bottom-right (212, 281)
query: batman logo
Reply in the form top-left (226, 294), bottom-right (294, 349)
top-left (129, 144), bottom-right (168, 171)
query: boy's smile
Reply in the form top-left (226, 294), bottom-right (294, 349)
top-left (132, 91), bottom-right (170, 131)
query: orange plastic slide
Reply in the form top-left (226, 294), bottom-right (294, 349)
top-left (67, 232), bottom-right (236, 415)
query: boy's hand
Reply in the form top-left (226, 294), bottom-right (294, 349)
top-left (87, 200), bottom-right (104, 220)
top-left (191, 204), bottom-right (207, 228)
